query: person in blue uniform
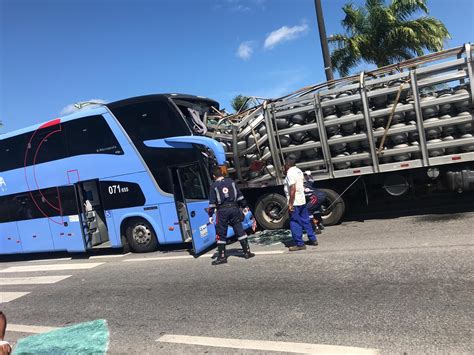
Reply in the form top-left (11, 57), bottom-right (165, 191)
top-left (208, 166), bottom-right (255, 265)
top-left (303, 171), bottom-right (327, 234)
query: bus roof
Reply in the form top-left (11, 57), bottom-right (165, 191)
top-left (0, 93), bottom-right (219, 140)
top-left (0, 106), bottom-right (108, 140)
top-left (107, 93), bottom-right (219, 110)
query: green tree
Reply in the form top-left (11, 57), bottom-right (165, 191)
top-left (329, 0), bottom-right (451, 76)
top-left (231, 94), bottom-right (251, 113)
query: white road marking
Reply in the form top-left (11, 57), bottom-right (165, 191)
top-left (124, 255), bottom-right (196, 262)
top-left (124, 250), bottom-right (283, 262)
top-left (0, 262), bottom-right (104, 273)
top-left (157, 335), bottom-right (379, 354)
top-left (0, 292), bottom-right (30, 303)
top-left (0, 275), bottom-right (71, 285)
top-left (88, 253), bottom-right (129, 259)
top-left (7, 324), bottom-right (59, 334)
top-left (28, 257), bottom-right (72, 263)
top-left (254, 250), bottom-right (285, 255)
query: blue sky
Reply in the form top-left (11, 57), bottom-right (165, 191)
top-left (1, 0), bottom-right (473, 133)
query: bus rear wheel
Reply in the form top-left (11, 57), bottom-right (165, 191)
top-left (125, 219), bottom-right (158, 253)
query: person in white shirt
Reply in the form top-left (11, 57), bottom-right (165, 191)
top-left (283, 155), bottom-right (318, 251)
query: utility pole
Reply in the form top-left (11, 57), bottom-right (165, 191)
top-left (314, 0), bottom-right (334, 81)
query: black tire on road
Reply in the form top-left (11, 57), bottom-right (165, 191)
top-left (319, 188), bottom-right (345, 225)
top-left (125, 218), bottom-right (158, 253)
top-left (254, 193), bottom-right (289, 230)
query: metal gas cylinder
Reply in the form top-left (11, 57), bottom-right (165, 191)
top-left (237, 140), bottom-right (247, 151)
top-left (279, 135), bottom-right (291, 147)
top-left (390, 123), bottom-right (409, 145)
top-left (309, 128), bottom-right (320, 140)
top-left (321, 95), bottom-right (336, 117)
top-left (329, 134), bottom-right (347, 155)
top-left (258, 124), bottom-right (267, 136)
top-left (421, 95), bottom-right (439, 119)
top-left (392, 143), bottom-right (411, 162)
top-left (289, 124), bottom-right (306, 142)
top-left (443, 136), bottom-right (458, 155)
top-left (287, 145), bottom-right (302, 161)
top-left (460, 134), bottom-right (474, 152)
top-left (437, 89), bottom-right (454, 116)
top-left (336, 91), bottom-right (353, 115)
top-left (325, 114), bottom-right (339, 137)
top-left (291, 113), bottom-right (307, 125)
top-left (276, 117), bottom-right (289, 129)
top-left (453, 86), bottom-right (470, 113)
top-left (427, 138), bottom-right (445, 157)
top-left (334, 152), bottom-right (351, 170)
top-left (424, 118), bottom-right (442, 139)
top-left (340, 112), bottom-right (357, 134)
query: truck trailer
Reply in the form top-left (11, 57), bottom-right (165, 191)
top-left (197, 44), bottom-right (474, 229)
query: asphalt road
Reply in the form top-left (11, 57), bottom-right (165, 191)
top-left (1, 211), bottom-right (473, 354)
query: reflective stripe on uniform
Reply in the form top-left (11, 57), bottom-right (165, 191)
top-left (232, 182), bottom-right (238, 199)
top-left (209, 204), bottom-right (217, 208)
top-left (214, 187), bottom-right (221, 204)
top-left (238, 235), bottom-right (248, 241)
top-left (237, 196), bottom-right (244, 201)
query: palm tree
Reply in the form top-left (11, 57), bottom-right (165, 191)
top-left (231, 95), bottom-right (251, 113)
top-left (329, 0), bottom-right (451, 76)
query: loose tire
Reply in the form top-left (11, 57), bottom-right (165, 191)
top-left (254, 193), bottom-right (289, 230)
top-left (125, 219), bottom-right (158, 253)
top-left (319, 189), bottom-right (345, 225)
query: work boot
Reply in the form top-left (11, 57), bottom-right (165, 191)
top-left (307, 239), bottom-right (319, 246)
top-left (289, 245), bottom-right (306, 251)
top-left (212, 244), bottom-right (227, 265)
top-left (240, 239), bottom-right (255, 259)
top-left (312, 223), bottom-right (322, 235)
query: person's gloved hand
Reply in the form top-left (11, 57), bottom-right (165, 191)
top-left (208, 216), bottom-right (214, 225)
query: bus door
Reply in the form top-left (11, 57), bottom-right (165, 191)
top-left (75, 180), bottom-right (110, 249)
top-left (170, 163), bottom-right (216, 256)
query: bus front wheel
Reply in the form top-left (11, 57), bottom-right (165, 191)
top-left (125, 219), bottom-right (158, 253)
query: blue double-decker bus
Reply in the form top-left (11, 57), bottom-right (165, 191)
top-left (0, 94), bottom-right (229, 256)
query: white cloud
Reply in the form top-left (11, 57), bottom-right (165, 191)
top-left (215, 0), bottom-right (266, 12)
top-left (264, 24), bottom-right (309, 50)
top-left (60, 99), bottom-right (107, 116)
top-left (236, 41), bottom-right (255, 60)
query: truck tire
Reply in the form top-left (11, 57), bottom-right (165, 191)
top-left (254, 193), bottom-right (289, 230)
top-left (125, 218), bottom-right (158, 253)
top-left (319, 189), bottom-right (345, 225)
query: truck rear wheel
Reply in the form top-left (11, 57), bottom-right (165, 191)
top-left (319, 189), bottom-right (345, 225)
top-left (254, 193), bottom-right (289, 230)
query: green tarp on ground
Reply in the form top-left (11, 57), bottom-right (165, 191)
top-left (13, 319), bottom-right (109, 355)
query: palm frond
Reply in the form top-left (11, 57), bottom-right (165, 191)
top-left (341, 4), bottom-right (367, 35)
top-left (390, 0), bottom-right (428, 21)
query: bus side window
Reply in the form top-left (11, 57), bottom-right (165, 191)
top-left (0, 196), bottom-right (10, 223)
top-left (0, 134), bottom-right (27, 171)
top-left (23, 125), bottom-right (66, 166)
top-left (64, 115), bottom-right (123, 157)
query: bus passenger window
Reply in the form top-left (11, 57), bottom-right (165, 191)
top-left (64, 115), bottom-right (123, 157)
